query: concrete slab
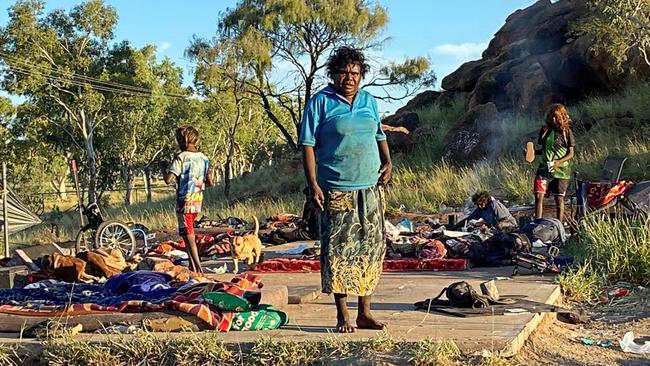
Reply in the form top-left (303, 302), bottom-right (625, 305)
top-left (205, 267), bottom-right (560, 354)
top-left (0, 266), bottom-right (560, 355)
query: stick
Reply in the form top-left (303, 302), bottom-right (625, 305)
top-left (14, 249), bottom-right (40, 272)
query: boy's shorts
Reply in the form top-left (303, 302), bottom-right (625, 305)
top-left (177, 212), bottom-right (198, 236)
top-left (534, 176), bottom-right (569, 197)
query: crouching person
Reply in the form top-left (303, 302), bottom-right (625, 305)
top-left (463, 191), bottom-right (517, 231)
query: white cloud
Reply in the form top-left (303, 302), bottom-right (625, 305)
top-left (431, 42), bottom-right (487, 60)
top-left (157, 42), bottom-right (172, 53)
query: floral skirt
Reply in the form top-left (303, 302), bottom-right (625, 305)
top-left (320, 186), bottom-right (386, 296)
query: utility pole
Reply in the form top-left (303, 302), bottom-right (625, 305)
top-left (2, 162), bottom-right (9, 258)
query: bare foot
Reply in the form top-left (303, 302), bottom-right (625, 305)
top-left (336, 316), bottom-right (355, 333)
top-left (356, 313), bottom-right (386, 330)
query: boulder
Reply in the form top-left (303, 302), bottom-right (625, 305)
top-left (382, 111), bottom-right (420, 131)
top-left (394, 90), bottom-right (440, 114)
top-left (443, 103), bottom-right (500, 163)
top-left (382, 124), bottom-right (412, 152)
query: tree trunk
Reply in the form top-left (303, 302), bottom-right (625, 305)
top-left (121, 165), bottom-right (133, 207)
top-left (143, 167), bottom-right (153, 203)
top-left (259, 92), bottom-right (297, 149)
top-left (82, 116), bottom-right (98, 204)
top-left (50, 176), bottom-right (67, 200)
top-left (223, 160), bottom-right (232, 198)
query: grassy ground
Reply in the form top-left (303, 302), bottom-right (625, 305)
top-left (0, 331), bottom-right (507, 366)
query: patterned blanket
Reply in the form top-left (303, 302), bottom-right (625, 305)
top-left (0, 272), bottom-right (263, 332)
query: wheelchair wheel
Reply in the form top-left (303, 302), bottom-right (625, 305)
top-left (95, 220), bottom-right (136, 258)
top-left (75, 228), bottom-right (95, 253)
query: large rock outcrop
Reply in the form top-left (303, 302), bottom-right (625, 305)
top-left (439, 0), bottom-right (647, 163)
top-left (381, 90), bottom-right (441, 152)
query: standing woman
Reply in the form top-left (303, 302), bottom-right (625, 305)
top-left (299, 46), bottom-right (392, 333)
top-left (534, 103), bottom-right (576, 221)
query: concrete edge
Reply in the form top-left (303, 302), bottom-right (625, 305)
top-left (500, 284), bottom-right (562, 357)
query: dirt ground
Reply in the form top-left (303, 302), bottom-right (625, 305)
top-left (516, 290), bottom-right (650, 366)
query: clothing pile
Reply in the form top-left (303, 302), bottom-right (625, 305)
top-left (259, 213), bottom-right (317, 245)
top-left (0, 272), bottom-right (288, 332)
top-left (386, 216), bottom-right (571, 270)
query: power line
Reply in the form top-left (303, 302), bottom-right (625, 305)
top-left (0, 52), bottom-right (191, 99)
top-left (0, 51), bottom-right (190, 97)
top-left (7, 64), bottom-right (188, 99)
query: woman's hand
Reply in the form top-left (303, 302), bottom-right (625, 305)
top-left (310, 184), bottom-right (325, 210)
top-left (379, 161), bottom-right (392, 185)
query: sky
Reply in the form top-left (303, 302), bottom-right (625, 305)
top-left (0, 0), bottom-right (536, 114)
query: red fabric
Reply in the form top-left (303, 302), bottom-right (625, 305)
top-left (251, 258), bottom-right (467, 273)
top-left (586, 181), bottom-right (635, 208)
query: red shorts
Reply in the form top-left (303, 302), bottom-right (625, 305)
top-left (534, 176), bottom-right (569, 197)
top-left (177, 212), bottom-right (197, 236)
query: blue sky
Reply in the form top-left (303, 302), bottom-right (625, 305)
top-left (0, 0), bottom-right (536, 113)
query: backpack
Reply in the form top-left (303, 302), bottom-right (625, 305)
top-left (519, 218), bottom-right (565, 244)
top-left (414, 281), bottom-right (490, 309)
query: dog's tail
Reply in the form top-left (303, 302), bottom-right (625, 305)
top-left (252, 215), bottom-right (259, 236)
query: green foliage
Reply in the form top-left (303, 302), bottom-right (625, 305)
top-left (573, 0), bottom-right (650, 73)
top-left (217, 0), bottom-right (435, 145)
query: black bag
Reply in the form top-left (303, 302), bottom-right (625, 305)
top-left (414, 281), bottom-right (490, 309)
top-left (446, 281), bottom-right (490, 308)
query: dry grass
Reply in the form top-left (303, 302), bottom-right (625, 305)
top-left (1, 331), bottom-right (524, 366)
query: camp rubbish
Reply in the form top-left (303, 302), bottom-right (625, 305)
top-left (619, 332), bottom-right (650, 354)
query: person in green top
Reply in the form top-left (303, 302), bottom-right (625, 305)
top-left (533, 103), bottom-right (576, 221)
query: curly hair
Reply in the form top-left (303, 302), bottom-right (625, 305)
top-left (326, 46), bottom-right (370, 80)
top-left (472, 191), bottom-right (491, 208)
top-left (175, 125), bottom-right (200, 150)
top-left (545, 103), bottom-right (571, 132)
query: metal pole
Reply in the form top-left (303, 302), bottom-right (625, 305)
top-left (2, 162), bottom-right (10, 258)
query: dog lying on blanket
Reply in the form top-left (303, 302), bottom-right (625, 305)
top-left (231, 216), bottom-right (263, 273)
top-left (41, 252), bottom-right (101, 283)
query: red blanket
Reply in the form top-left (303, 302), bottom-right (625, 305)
top-left (252, 258), bottom-right (467, 273)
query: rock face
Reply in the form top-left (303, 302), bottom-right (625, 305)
top-left (439, 0), bottom-right (647, 163)
top-left (441, 0), bottom-right (606, 116)
top-left (381, 91), bottom-right (442, 151)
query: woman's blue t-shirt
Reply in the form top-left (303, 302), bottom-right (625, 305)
top-left (298, 85), bottom-right (386, 191)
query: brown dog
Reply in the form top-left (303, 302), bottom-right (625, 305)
top-left (231, 216), bottom-right (263, 273)
top-left (41, 253), bottom-right (100, 283)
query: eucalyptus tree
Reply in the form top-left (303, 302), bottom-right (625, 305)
top-left (0, 0), bottom-right (120, 203)
top-left (217, 0), bottom-right (436, 147)
top-left (574, 0), bottom-right (650, 72)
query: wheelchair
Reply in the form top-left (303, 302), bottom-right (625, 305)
top-left (74, 202), bottom-right (148, 258)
